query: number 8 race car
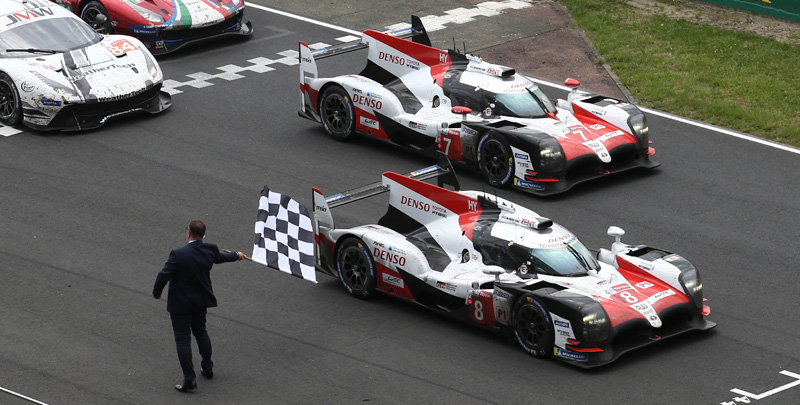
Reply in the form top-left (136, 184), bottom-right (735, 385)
top-left (299, 16), bottom-right (659, 196)
top-left (297, 154), bottom-right (715, 368)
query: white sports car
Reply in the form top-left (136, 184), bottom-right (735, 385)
top-left (0, 0), bottom-right (170, 131)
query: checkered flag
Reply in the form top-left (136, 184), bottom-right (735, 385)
top-left (252, 186), bottom-right (317, 283)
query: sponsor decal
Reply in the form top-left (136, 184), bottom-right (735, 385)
top-left (106, 39), bottom-right (137, 56)
top-left (664, 255), bottom-right (679, 262)
top-left (382, 273), bottom-right (404, 288)
top-left (409, 121), bottom-right (427, 130)
top-left (400, 195), bottom-right (430, 212)
top-left (360, 116), bottom-right (379, 129)
top-left (554, 348), bottom-right (588, 362)
top-left (638, 261), bottom-right (655, 272)
top-left (513, 178), bottom-right (545, 191)
top-left (315, 204), bottom-right (327, 212)
top-left (648, 289), bottom-right (676, 304)
top-left (478, 290), bottom-right (493, 299)
top-left (409, 166), bottom-right (438, 177)
top-left (590, 109), bottom-right (606, 116)
top-left (4, 7), bottom-right (54, 26)
top-left (352, 94), bottom-right (382, 110)
top-left (67, 63), bottom-right (137, 83)
top-left (554, 319), bottom-right (569, 328)
top-left (326, 193), bottom-right (345, 202)
top-left (436, 281), bottom-right (457, 292)
top-left (97, 87), bottom-right (145, 102)
top-left (636, 281), bottom-right (655, 289)
top-left (20, 82), bottom-right (34, 92)
top-left (493, 289), bottom-right (510, 299)
top-left (373, 247), bottom-right (406, 266)
top-left (599, 130), bottom-right (625, 141)
top-left (38, 98), bottom-right (61, 107)
top-left (612, 284), bottom-right (632, 293)
top-left (588, 124), bottom-right (606, 130)
top-left (514, 152), bottom-right (529, 161)
top-left (439, 52), bottom-right (448, 63)
top-left (378, 51), bottom-right (405, 65)
top-left (406, 60), bottom-right (420, 70)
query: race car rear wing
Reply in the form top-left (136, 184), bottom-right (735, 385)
top-left (305, 15), bottom-right (430, 61)
top-left (312, 152), bottom-right (459, 234)
top-left (299, 16), bottom-right (430, 116)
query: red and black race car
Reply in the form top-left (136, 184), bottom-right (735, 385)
top-left (279, 155), bottom-right (714, 368)
top-left (51, 0), bottom-right (252, 54)
top-left (299, 16), bottom-right (659, 195)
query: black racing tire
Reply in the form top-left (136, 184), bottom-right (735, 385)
top-left (336, 238), bottom-right (376, 299)
top-left (319, 86), bottom-right (356, 141)
top-left (0, 71), bottom-right (22, 126)
top-left (478, 132), bottom-right (514, 187)
top-left (512, 295), bottom-right (554, 358)
top-left (81, 1), bottom-right (113, 35)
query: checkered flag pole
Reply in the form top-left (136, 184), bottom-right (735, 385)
top-left (252, 186), bottom-right (317, 283)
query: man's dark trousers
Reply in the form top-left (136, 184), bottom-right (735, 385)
top-left (171, 308), bottom-right (212, 382)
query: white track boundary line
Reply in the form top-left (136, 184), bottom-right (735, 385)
top-left (0, 386), bottom-right (50, 405)
top-left (251, 2), bottom-right (800, 157)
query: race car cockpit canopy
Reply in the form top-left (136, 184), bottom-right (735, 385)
top-left (443, 69), bottom-right (557, 119)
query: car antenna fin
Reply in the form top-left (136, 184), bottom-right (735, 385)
top-left (410, 15), bottom-right (432, 47)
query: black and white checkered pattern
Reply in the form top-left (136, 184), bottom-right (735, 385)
top-left (252, 186), bottom-right (316, 283)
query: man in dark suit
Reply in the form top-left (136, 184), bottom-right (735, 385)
top-left (153, 219), bottom-right (246, 392)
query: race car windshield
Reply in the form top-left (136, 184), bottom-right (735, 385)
top-left (493, 87), bottom-right (556, 119)
top-left (0, 17), bottom-right (101, 58)
top-left (529, 241), bottom-right (599, 276)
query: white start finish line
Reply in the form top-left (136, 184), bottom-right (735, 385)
top-left (720, 370), bottom-right (800, 404)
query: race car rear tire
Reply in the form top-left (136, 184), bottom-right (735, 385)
top-left (478, 132), bottom-right (514, 187)
top-left (512, 295), bottom-right (554, 358)
top-left (0, 72), bottom-right (22, 126)
top-left (319, 86), bottom-right (356, 141)
top-left (336, 237), bottom-right (376, 299)
top-left (81, 1), bottom-right (113, 35)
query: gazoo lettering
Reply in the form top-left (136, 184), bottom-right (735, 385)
top-left (5, 7), bottom-right (54, 25)
top-left (400, 196), bottom-right (430, 212)
top-left (373, 248), bottom-right (406, 266)
top-left (378, 51), bottom-right (405, 65)
top-left (351, 94), bottom-right (382, 110)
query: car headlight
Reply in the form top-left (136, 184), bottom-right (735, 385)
top-left (679, 268), bottom-right (703, 310)
top-left (579, 301), bottom-right (611, 344)
top-left (125, 0), bottom-right (165, 23)
top-left (628, 113), bottom-right (649, 150)
top-left (538, 137), bottom-right (564, 173)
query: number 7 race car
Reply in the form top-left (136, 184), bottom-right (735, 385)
top-left (297, 154), bottom-right (714, 368)
top-left (299, 16), bottom-right (659, 196)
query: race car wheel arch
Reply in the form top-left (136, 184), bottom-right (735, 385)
top-left (81, 1), bottom-right (114, 35)
top-left (0, 71), bottom-right (22, 126)
top-left (319, 85), bottom-right (356, 141)
top-left (512, 295), bottom-right (555, 358)
top-left (477, 132), bottom-right (514, 187)
top-left (335, 237), bottom-right (377, 299)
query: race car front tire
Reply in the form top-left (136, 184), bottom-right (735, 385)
top-left (512, 295), bottom-right (554, 358)
top-left (0, 72), bottom-right (22, 126)
top-left (320, 86), bottom-right (356, 141)
top-left (336, 237), bottom-right (376, 299)
top-left (478, 132), bottom-right (514, 187)
top-left (81, 1), bottom-right (114, 35)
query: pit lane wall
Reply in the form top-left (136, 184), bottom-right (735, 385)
top-left (695, 0), bottom-right (800, 23)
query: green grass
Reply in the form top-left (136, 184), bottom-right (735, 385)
top-left (560, 0), bottom-right (800, 147)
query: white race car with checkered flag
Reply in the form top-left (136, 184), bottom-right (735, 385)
top-left (253, 154), bottom-right (714, 367)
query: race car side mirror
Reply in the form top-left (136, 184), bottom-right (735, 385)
top-left (452, 106), bottom-right (472, 115)
top-left (564, 78), bottom-right (580, 88)
top-left (482, 265), bottom-right (506, 281)
top-left (607, 226), bottom-right (625, 244)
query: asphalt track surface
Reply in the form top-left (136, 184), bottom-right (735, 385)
top-left (1, 2), bottom-right (800, 404)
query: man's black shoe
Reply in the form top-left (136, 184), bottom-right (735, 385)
top-left (175, 380), bottom-right (197, 392)
top-left (201, 369), bottom-right (214, 380)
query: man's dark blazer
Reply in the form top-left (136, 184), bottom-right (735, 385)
top-left (153, 240), bottom-right (239, 314)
